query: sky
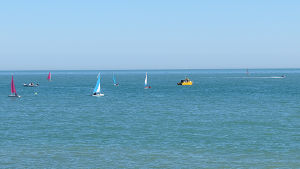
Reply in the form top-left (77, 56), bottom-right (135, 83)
top-left (0, 0), bottom-right (299, 70)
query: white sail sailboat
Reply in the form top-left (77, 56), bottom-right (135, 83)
top-left (92, 73), bottom-right (104, 97)
top-left (144, 72), bottom-right (151, 89)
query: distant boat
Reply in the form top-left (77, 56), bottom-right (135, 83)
top-left (47, 72), bottom-right (51, 81)
top-left (92, 73), bottom-right (104, 97)
top-left (8, 75), bottom-right (21, 97)
top-left (177, 77), bottom-right (193, 85)
top-left (113, 73), bottom-right (119, 86)
top-left (144, 72), bottom-right (151, 89)
top-left (24, 82), bottom-right (39, 87)
top-left (281, 74), bottom-right (286, 78)
top-left (246, 68), bottom-right (249, 76)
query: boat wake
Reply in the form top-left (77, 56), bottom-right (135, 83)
top-left (225, 76), bottom-right (286, 79)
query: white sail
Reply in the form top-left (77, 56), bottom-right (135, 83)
top-left (145, 72), bottom-right (148, 86)
top-left (92, 73), bottom-right (104, 96)
top-left (96, 81), bottom-right (101, 93)
top-left (93, 73), bottom-right (101, 93)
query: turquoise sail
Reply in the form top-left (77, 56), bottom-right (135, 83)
top-left (93, 74), bottom-right (101, 93)
top-left (113, 75), bottom-right (116, 85)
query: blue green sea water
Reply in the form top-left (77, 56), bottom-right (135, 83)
top-left (0, 69), bottom-right (299, 168)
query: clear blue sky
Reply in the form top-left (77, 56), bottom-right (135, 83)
top-left (0, 0), bottom-right (299, 70)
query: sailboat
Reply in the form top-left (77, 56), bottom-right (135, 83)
top-left (144, 72), bottom-right (151, 89)
top-left (92, 73), bottom-right (104, 97)
top-left (47, 72), bottom-right (51, 81)
top-left (8, 75), bottom-right (21, 97)
top-left (113, 73), bottom-right (119, 86)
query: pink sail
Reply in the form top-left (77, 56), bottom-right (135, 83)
top-left (47, 72), bottom-right (51, 80)
top-left (11, 75), bottom-right (16, 94)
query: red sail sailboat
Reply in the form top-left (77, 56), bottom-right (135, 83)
top-left (47, 72), bottom-right (51, 81)
top-left (8, 75), bottom-right (21, 97)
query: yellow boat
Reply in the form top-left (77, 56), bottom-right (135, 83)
top-left (177, 77), bottom-right (193, 85)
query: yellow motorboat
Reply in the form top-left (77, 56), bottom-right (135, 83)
top-left (177, 77), bottom-right (193, 85)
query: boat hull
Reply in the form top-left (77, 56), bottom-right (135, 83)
top-left (24, 84), bottom-right (39, 87)
top-left (177, 81), bottom-right (193, 85)
top-left (92, 93), bottom-right (104, 97)
top-left (8, 95), bottom-right (21, 98)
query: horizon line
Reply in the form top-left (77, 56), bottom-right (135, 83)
top-left (0, 67), bottom-right (300, 71)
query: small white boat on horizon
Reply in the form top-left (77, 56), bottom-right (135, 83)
top-left (24, 82), bottom-right (39, 87)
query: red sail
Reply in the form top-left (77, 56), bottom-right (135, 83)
top-left (11, 75), bottom-right (16, 94)
top-left (47, 72), bottom-right (51, 80)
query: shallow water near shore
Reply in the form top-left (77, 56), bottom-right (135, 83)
top-left (0, 69), bottom-right (299, 168)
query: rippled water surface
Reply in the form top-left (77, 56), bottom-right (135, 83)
top-left (0, 69), bottom-right (299, 168)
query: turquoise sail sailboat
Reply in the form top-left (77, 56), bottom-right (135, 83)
top-left (113, 73), bottom-right (119, 86)
top-left (92, 73), bottom-right (104, 97)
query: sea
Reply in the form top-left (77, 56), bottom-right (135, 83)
top-left (0, 69), bottom-right (299, 168)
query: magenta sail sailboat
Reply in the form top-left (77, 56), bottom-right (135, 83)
top-left (47, 72), bottom-right (51, 81)
top-left (8, 75), bottom-right (20, 97)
